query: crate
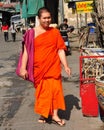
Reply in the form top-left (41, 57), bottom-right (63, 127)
top-left (80, 54), bottom-right (104, 116)
top-left (80, 83), bottom-right (98, 116)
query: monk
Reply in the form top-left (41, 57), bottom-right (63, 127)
top-left (19, 7), bottom-right (71, 126)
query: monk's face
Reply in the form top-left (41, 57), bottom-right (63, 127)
top-left (39, 11), bottom-right (51, 29)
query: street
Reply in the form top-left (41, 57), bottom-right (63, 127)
top-left (0, 31), bottom-right (104, 130)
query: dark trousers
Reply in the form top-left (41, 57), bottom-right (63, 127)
top-left (11, 33), bottom-right (16, 42)
top-left (4, 32), bottom-right (8, 41)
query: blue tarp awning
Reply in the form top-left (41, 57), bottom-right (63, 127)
top-left (22, 0), bottom-right (44, 18)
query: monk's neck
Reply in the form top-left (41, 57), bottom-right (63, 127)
top-left (38, 25), bottom-right (50, 31)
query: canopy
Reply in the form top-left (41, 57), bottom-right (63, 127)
top-left (22, 0), bottom-right (44, 18)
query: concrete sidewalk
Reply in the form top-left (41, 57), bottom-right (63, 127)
top-left (0, 31), bottom-right (104, 130)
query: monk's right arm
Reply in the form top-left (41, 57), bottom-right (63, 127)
top-left (20, 45), bottom-right (28, 79)
top-left (58, 49), bottom-right (71, 76)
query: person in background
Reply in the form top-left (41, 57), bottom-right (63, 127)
top-left (59, 18), bottom-right (69, 36)
top-left (9, 22), bottom-right (17, 42)
top-left (59, 18), bottom-right (70, 51)
top-left (19, 7), bottom-right (71, 126)
top-left (59, 18), bottom-right (74, 51)
top-left (2, 22), bottom-right (9, 42)
top-left (59, 18), bottom-right (74, 36)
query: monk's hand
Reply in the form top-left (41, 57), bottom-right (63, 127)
top-left (64, 66), bottom-right (71, 77)
top-left (20, 68), bottom-right (28, 80)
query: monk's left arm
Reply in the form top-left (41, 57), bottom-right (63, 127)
top-left (58, 49), bottom-right (71, 76)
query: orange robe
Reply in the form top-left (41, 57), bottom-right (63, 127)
top-left (34, 27), bottom-right (67, 118)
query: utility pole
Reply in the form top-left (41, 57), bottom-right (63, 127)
top-left (59, 0), bottom-right (64, 24)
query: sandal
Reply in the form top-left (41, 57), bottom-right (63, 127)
top-left (38, 116), bottom-right (46, 123)
top-left (52, 119), bottom-right (65, 126)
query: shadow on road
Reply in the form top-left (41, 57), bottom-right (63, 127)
top-left (58, 94), bottom-right (81, 120)
top-left (6, 39), bottom-right (22, 43)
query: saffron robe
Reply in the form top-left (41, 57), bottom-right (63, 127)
top-left (34, 27), bottom-right (67, 118)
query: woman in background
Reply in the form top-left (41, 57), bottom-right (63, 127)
top-left (2, 22), bottom-right (9, 42)
top-left (9, 22), bottom-right (17, 42)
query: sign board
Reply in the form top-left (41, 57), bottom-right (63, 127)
top-left (64, 0), bottom-right (85, 2)
top-left (64, 0), bottom-right (70, 3)
top-left (76, 1), bottom-right (94, 13)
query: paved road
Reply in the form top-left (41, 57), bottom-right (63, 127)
top-left (0, 31), bottom-right (104, 130)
